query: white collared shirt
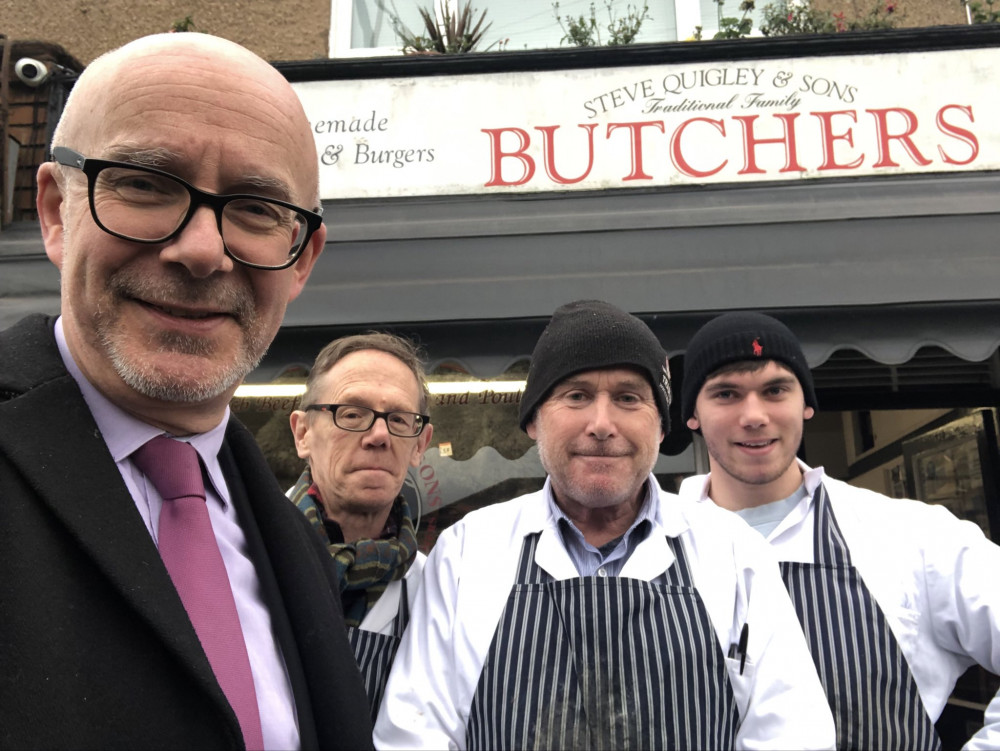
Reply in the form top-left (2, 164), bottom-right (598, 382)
top-left (681, 462), bottom-right (1000, 750)
top-left (374, 475), bottom-right (835, 750)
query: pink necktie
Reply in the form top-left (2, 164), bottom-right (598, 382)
top-left (133, 436), bottom-right (265, 751)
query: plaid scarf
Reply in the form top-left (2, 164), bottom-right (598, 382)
top-left (288, 466), bottom-right (418, 627)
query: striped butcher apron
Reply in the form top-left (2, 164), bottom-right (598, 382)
top-left (781, 484), bottom-right (940, 750)
top-left (348, 578), bottom-right (409, 723)
top-left (466, 532), bottom-right (739, 750)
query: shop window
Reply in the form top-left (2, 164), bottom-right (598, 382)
top-left (902, 409), bottom-right (1000, 541)
top-left (838, 408), bottom-right (1000, 540)
top-left (412, 359), bottom-right (542, 550)
top-left (695, 0), bottom-right (767, 38)
top-left (230, 373), bottom-right (308, 491)
top-left (329, 0), bottom-right (680, 57)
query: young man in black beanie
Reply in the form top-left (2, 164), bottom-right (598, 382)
top-left (375, 300), bottom-right (835, 749)
top-left (680, 311), bottom-right (1000, 750)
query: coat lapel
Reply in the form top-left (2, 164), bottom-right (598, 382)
top-left (0, 317), bottom-right (235, 728)
top-left (1, 316), bottom-right (373, 750)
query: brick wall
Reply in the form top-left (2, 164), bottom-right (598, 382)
top-left (0, 0), bottom-right (330, 64)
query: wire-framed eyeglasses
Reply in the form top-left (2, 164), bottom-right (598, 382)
top-left (52, 146), bottom-right (323, 271)
top-left (305, 403), bottom-right (430, 438)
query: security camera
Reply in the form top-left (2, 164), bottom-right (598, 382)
top-left (15, 58), bottom-right (50, 87)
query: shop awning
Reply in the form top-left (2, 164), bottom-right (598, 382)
top-left (253, 301), bottom-right (1000, 384)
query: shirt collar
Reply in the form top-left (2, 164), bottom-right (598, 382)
top-left (55, 316), bottom-right (232, 505)
top-left (798, 459), bottom-right (826, 494)
top-left (686, 460), bottom-right (826, 501)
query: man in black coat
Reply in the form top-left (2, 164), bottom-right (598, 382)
top-left (0, 32), bottom-right (372, 750)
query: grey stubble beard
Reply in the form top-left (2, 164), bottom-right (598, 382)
top-left (95, 266), bottom-right (269, 403)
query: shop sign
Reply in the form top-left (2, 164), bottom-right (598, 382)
top-left (293, 46), bottom-right (997, 200)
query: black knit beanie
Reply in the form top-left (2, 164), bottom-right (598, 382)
top-left (681, 312), bottom-right (818, 423)
top-left (518, 300), bottom-right (672, 433)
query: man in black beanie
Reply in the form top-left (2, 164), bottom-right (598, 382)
top-left (375, 300), bottom-right (835, 749)
top-left (680, 311), bottom-right (1000, 750)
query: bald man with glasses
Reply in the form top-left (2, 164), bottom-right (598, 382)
top-left (0, 33), bottom-right (371, 749)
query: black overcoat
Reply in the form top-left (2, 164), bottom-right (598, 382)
top-left (0, 315), bottom-right (374, 750)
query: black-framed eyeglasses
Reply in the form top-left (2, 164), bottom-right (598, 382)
top-left (305, 404), bottom-right (430, 438)
top-left (52, 146), bottom-right (323, 271)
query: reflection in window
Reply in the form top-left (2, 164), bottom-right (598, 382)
top-left (413, 359), bottom-right (543, 550)
top-left (696, 0), bottom-right (767, 38)
top-left (903, 410), bottom-right (998, 540)
top-left (351, 0), bottom-right (420, 49)
top-left (337, 0), bottom-right (679, 57)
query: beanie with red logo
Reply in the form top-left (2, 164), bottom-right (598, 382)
top-left (681, 311), bottom-right (818, 423)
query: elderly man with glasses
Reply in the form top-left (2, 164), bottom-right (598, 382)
top-left (0, 33), bottom-right (372, 750)
top-left (288, 333), bottom-right (434, 722)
